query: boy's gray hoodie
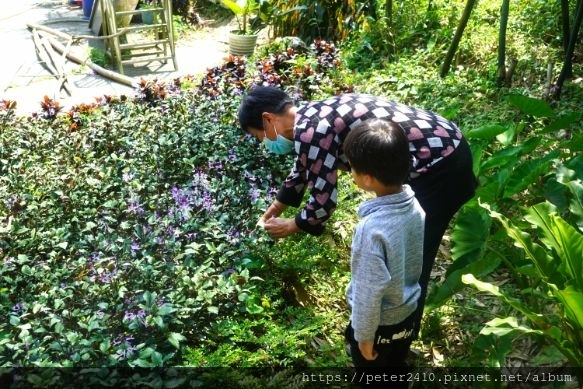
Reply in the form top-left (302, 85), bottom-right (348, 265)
top-left (346, 184), bottom-right (425, 343)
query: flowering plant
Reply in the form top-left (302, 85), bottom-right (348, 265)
top-left (0, 40), bottom-right (346, 381)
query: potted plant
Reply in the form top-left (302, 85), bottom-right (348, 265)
top-left (139, 0), bottom-right (158, 25)
top-left (221, 0), bottom-right (270, 56)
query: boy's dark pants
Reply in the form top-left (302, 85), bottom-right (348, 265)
top-left (345, 314), bottom-right (415, 388)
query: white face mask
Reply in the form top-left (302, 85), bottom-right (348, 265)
top-left (263, 126), bottom-right (294, 155)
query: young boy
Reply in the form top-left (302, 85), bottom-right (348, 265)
top-left (343, 118), bottom-right (425, 386)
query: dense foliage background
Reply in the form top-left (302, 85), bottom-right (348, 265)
top-left (1, 0), bottom-right (582, 387)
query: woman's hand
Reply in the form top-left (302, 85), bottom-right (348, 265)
top-left (358, 341), bottom-right (378, 361)
top-left (257, 200), bottom-right (300, 238)
top-left (259, 199), bottom-right (287, 222)
top-left (262, 217), bottom-right (300, 239)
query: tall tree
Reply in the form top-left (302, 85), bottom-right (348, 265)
top-left (560, 0), bottom-right (571, 75)
top-left (440, 0), bottom-right (478, 77)
top-left (554, 0), bottom-right (583, 99)
top-left (384, 0), bottom-right (393, 25)
top-left (497, 0), bottom-right (510, 86)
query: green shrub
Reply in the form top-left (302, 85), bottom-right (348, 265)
top-left (0, 40), bottom-right (349, 375)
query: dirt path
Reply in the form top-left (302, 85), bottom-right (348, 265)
top-left (0, 0), bottom-right (233, 116)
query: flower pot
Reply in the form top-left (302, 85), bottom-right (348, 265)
top-left (82, 0), bottom-right (94, 20)
top-left (228, 32), bottom-right (258, 56)
top-left (142, 9), bottom-right (155, 24)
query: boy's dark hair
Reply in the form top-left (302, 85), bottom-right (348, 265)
top-left (344, 119), bottom-right (411, 186)
top-left (238, 86), bottom-right (294, 132)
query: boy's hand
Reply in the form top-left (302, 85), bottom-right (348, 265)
top-left (358, 341), bottom-right (378, 361)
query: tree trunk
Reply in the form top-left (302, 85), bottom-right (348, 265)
top-left (384, 0), bottom-right (395, 55)
top-left (440, 0), bottom-right (478, 77)
top-left (385, 0), bottom-right (393, 24)
top-left (497, 0), bottom-right (510, 86)
top-left (560, 0), bottom-right (571, 57)
top-left (554, 0), bottom-right (583, 99)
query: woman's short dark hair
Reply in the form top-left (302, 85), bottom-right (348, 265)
top-left (344, 119), bottom-right (411, 186)
top-left (238, 86), bottom-right (294, 132)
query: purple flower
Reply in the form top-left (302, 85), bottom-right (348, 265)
top-left (166, 226), bottom-right (180, 238)
top-left (4, 196), bottom-right (16, 210)
top-left (248, 187), bottom-right (261, 202)
top-left (122, 172), bottom-right (134, 182)
top-left (12, 302), bottom-right (24, 313)
top-left (202, 191), bottom-right (214, 211)
top-left (98, 270), bottom-right (114, 284)
top-left (127, 196), bottom-right (144, 215)
top-left (171, 187), bottom-right (193, 220)
top-left (192, 170), bottom-right (209, 189)
top-left (208, 160), bottom-right (223, 171)
top-left (123, 311), bottom-right (136, 321)
top-left (97, 263), bottom-right (117, 284)
top-left (113, 334), bottom-right (136, 359)
top-left (227, 227), bottom-right (241, 244)
top-left (228, 149), bottom-right (238, 162)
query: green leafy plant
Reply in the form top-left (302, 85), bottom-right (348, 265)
top-left (463, 196), bottom-right (583, 366)
top-left (0, 89), bottom-right (283, 368)
top-left (0, 41), bottom-right (352, 378)
top-left (427, 95), bottom-right (582, 310)
top-left (2, 2), bottom-right (582, 373)
top-left (220, 0), bottom-right (270, 34)
top-left (424, 94), bottom-right (582, 367)
top-left (269, 0), bottom-right (372, 42)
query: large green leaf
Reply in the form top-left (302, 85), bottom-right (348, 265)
top-left (475, 179), bottom-right (503, 204)
top-left (479, 145), bottom-right (523, 172)
top-left (566, 179), bottom-right (583, 231)
top-left (480, 317), bottom-right (541, 337)
top-left (466, 124), bottom-right (509, 140)
top-left (542, 112), bottom-right (582, 133)
top-left (470, 143), bottom-right (483, 177)
top-left (426, 253), bottom-right (501, 309)
top-left (221, 0), bottom-right (245, 15)
top-left (554, 286), bottom-right (583, 328)
top-left (545, 164), bottom-right (583, 227)
top-left (525, 202), bottom-right (583, 288)
top-left (503, 149), bottom-right (560, 198)
top-left (484, 203), bottom-right (558, 284)
top-left (425, 203), bottom-right (496, 308)
top-left (544, 177), bottom-right (571, 212)
top-left (507, 94), bottom-right (556, 118)
top-left (449, 203), bottom-right (492, 271)
top-left (167, 332), bottom-right (186, 349)
top-left (479, 136), bottom-right (540, 174)
top-left (461, 274), bottom-right (544, 326)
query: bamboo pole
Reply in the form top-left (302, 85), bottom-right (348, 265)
top-left (31, 28), bottom-right (73, 95)
top-left (27, 21), bottom-right (127, 43)
top-left (46, 34), bottom-right (136, 87)
top-left (26, 23), bottom-right (136, 88)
